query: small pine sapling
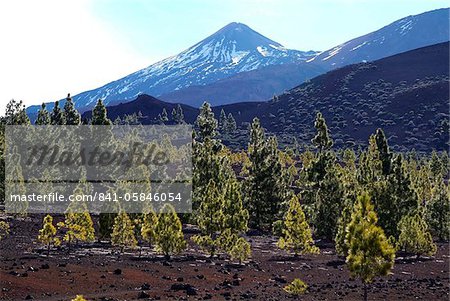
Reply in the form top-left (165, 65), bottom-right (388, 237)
top-left (229, 237), bottom-right (251, 264)
top-left (38, 215), bottom-right (60, 256)
top-left (0, 221), bottom-right (10, 241)
top-left (277, 195), bottom-right (319, 256)
top-left (284, 278), bottom-right (308, 295)
top-left (154, 204), bottom-right (186, 259)
top-left (111, 211), bottom-right (137, 254)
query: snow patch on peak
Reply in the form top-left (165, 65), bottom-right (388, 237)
top-left (269, 44), bottom-right (286, 51)
top-left (351, 41), bottom-right (368, 51)
top-left (257, 46), bottom-right (270, 57)
top-left (399, 19), bottom-right (413, 35)
top-left (322, 44), bottom-right (345, 61)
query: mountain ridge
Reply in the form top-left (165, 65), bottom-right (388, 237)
top-left (91, 42), bottom-right (449, 152)
top-left (145, 8), bottom-right (450, 107)
top-left (27, 8), bottom-right (450, 117)
top-left (309, 8), bottom-right (449, 68)
top-left (28, 22), bottom-right (317, 115)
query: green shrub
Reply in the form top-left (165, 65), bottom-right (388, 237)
top-left (284, 278), bottom-right (308, 295)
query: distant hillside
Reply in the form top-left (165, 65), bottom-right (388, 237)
top-left (309, 8), bottom-right (449, 69)
top-left (90, 43), bottom-right (449, 152)
top-left (27, 8), bottom-right (449, 117)
top-left (158, 62), bottom-right (325, 107)
top-left (82, 94), bottom-right (198, 124)
top-left (218, 42), bottom-right (450, 152)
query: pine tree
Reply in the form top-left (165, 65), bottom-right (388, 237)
top-left (192, 180), bottom-right (225, 256)
top-left (50, 101), bottom-right (66, 125)
top-left (141, 209), bottom-right (158, 248)
top-left (91, 99), bottom-right (111, 125)
top-left (36, 103), bottom-right (50, 125)
top-left (277, 195), bottom-right (319, 256)
top-left (387, 154), bottom-right (419, 237)
top-left (6, 149), bottom-right (28, 215)
top-left (397, 213), bottom-right (437, 258)
top-left (192, 106), bottom-right (229, 212)
top-left (314, 163), bottom-right (345, 240)
top-left (3, 99), bottom-right (31, 125)
top-left (196, 102), bottom-right (217, 141)
top-left (159, 108), bottom-right (169, 123)
top-left (193, 176), bottom-right (249, 258)
top-left (64, 94), bottom-right (81, 125)
top-left (58, 210), bottom-right (95, 253)
top-left (245, 118), bottom-right (287, 230)
top-left (311, 112), bottom-right (333, 152)
top-left (440, 151), bottom-right (449, 178)
top-left (154, 204), bottom-right (186, 259)
top-left (226, 113), bottom-right (237, 134)
top-left (0, 221), bottom-right (9, 241)
top-left (57, 181), bottom-right (95, 251)
top-left (170, 105), bottom-right (184, 124)
top-left (38, 215), bottom-right (60, 256)
top-left (111, 211), bottom-right (137, 253)
top-left (374, 128), bottom-right (392, 176)
top-left (171, 107), bottom-right (177, 123)
top-left (229, 237), bottom-right (251, 264)
top-left (222, 180), bottom-right (248, 235)
top-left (429, 150), bottom-right (443, 180)
top-left (335, 196), bottom-right (356, 257)
top-left (427, 180), bottom-right (450, 240)
top-left (346, 192), bottom-right (395, 301)
top-left (176, 104), bottom-right (184, 124)
top-left (219, 109), bottom-right (227, 132)
top-left (357, 135), bottom-right (383, 185)
top-left (284, 279), bottom-right (308, 296)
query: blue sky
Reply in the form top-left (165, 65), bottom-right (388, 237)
top-left (0, 0), bottom-right (448, 111)
top-left (90, 0), bottom-right (449, 58)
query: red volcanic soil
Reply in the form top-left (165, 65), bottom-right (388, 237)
top-left (1, 215), bottom-right (448, 301)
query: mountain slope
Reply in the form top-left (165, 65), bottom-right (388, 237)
top-left (90, 43), bottom-right (449, 152)
top-left (82, 94), bottom-right (198, 124)
top-left (139, 8), bottom-right (450, 108)
top-left (27, 8), bottom-right (450, 117)
top-left (218, 42), bottom-right (450, 151)
top-left (38, 22), bottom-right (317, 114)
top-left (158, 62), bottom-right (326, 107)
top-left (308, 8), bottom-right (449, 69)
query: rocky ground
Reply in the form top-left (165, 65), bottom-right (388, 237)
top-left (0, 215), bottom-right (448, 301)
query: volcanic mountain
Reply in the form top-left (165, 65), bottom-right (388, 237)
top-left (29, 22), bottom-right (317, 115)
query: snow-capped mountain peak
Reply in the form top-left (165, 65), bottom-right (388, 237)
top-left (40, 22), bottom-right (318, 111)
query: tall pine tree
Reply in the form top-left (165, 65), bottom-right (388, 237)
top-left (36, 103), bottom-right (50, 125)
top-left (64, 94), bottom-right (81, 125)
top-left (244, 118), bottom-right (287, 230)
top-left (311, 112), bottom-right (333, 152)
top-left (50, 101), bottom-right (66, 125)
top-left (91, 99), bottom-right (111, 125)
top-left (346, 192), bottom-right (395, 301)
top-left (374, 128), bottom-right (392, 176)
top-left (427, 179), bottom-right (450, 240)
